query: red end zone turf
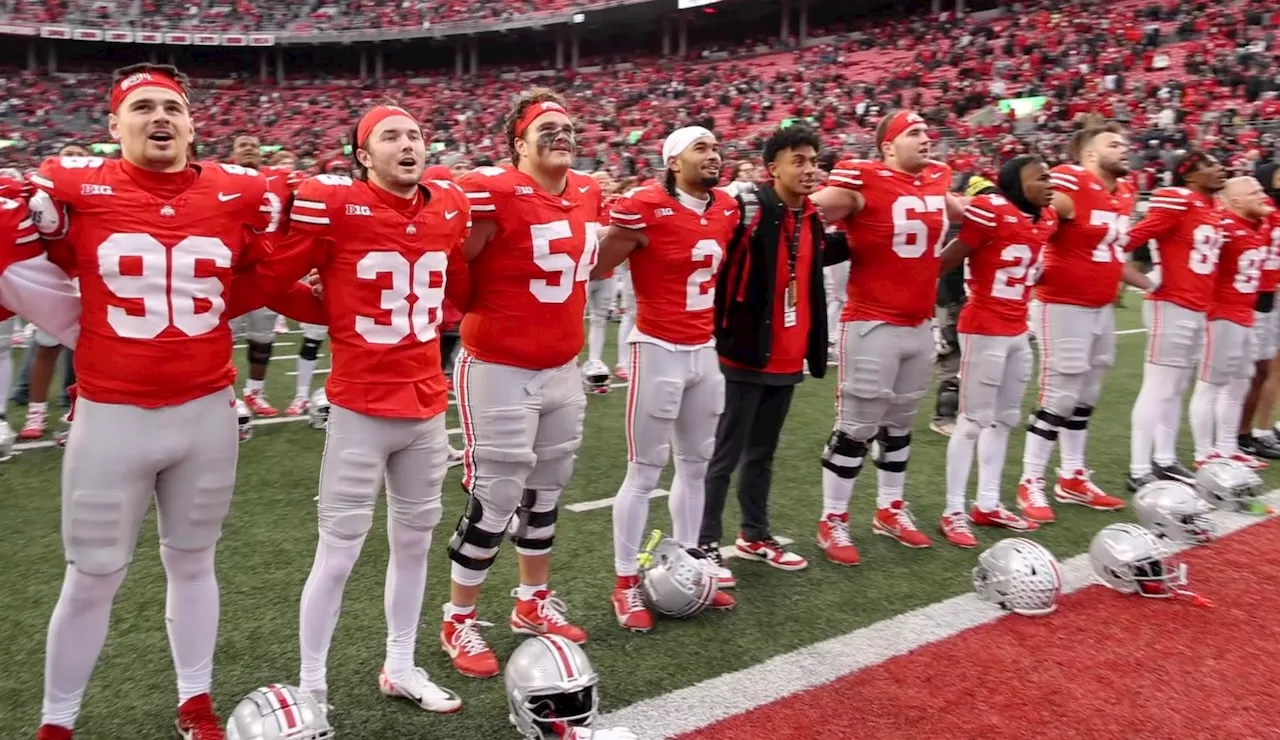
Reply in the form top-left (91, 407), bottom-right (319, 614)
top-left (683, 518), bottom-right (1280, 740)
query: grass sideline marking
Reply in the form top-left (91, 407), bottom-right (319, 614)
top-left (599, 491), bottom-right (1280, 739)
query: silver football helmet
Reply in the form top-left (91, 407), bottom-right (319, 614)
top-left (1133, 480), bottom-right (1215, 544)
top-left (637, 530), bottom-right (719, 618)
top-left (1194, 458), bottom-right (1265, 511)
top-left (971, 537), bottom-right (1062, 616)
top-left (1089, 523), bottom-right (1188, 598)
top-left (236, 397), bottom-right (253, 442)
top-left (225, 684), bottom-right (333, 740)
top-left (505, 635), bottom-right (599, 739)
top-left (580, 359), bottom-right (611, 395)
top-left (308, 387), bottom-right (330, 430)
top-left (0, 419), bottom-right (16, 461)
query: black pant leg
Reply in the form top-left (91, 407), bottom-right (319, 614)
top-left (699, 378), bottom-right (764, 547)
top-left (737, 384), bottom-right (796, 542)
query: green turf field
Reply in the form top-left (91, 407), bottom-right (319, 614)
top-left (1, 299), bottom-right (1275, 739)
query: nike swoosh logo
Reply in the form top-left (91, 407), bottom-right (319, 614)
top-left (578, 186), bottom-right (591, 193)
top-left (445, 210), bottom-right (458, 220)
top-left (217, 192), bottom-right (241, 202)
top-left (724, 209), bottom-right (735, 216)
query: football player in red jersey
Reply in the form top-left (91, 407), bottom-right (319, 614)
top-left (443, 89), bottom-right (600, 679)
top-left (24, 64), bottom-right (285, 740)
top-left (1189, 176), bottom-right (1274, 466)
top-left (936, 155), bottom-right (1057, 548)
top-left (228, 132), bottom-right (290, 418)
top-left (593, 127), bottom-right (739, 632)
top-left (1016, 123), bottom-right (1137, 523)
top-left (0, 195), bottom-right (73, 455)
top-left (1124, 151), bottom-right (1227, 490)
top-left (270, 105), bottom-right (469, 714)
top-left (1243, 162), bottom-right (1280, 457)
top-left (809, 110), bottom-right (965, 560)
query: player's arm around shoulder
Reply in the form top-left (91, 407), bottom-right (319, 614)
top-left (441, 183), bottom-right (474, 312)
top-left (0, 195), bottom-right (81, 347)
top-left (28, 155), bottom-right (101, 240)
top-left (457, 167), bottom-right (509, 261)
top-left (226, 173), bottom-right (332, 319)
top-left (941, 193), bottom-right (999, 274)
top-left (593, 187), bottom-right (652, 278)
top-left (811, 159), bottom-right (867, 224)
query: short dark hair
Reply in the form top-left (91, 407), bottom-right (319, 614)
top-left (504, 88), bottom-right (568, 166)
top-left (1068, 122), bottom-right (1125, 162)
top-left (817, 149), bottom-right (840, 174)
top-left (347, 122), bottom-right (367, 181)
top-left (1172, 149), bottom-right (1211, 187)
top-left (109, 63), bottom-right (190, 112)
top-left (763, 125), bottom-right (822, 165)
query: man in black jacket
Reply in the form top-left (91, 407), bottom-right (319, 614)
top-left (698, 125), bottom-right (849, 588)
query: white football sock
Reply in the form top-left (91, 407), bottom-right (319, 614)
top-left (1021, 410), bottom-right (1059, 481)
top-left (821, 468), bottom-right (856, 517)
top-left (298, 535), bottom-right (366, 694)
top-left (617, 313), bottom-right (635, 367)
top-left (611, 464), bottom-right (659, 577)
top-left (1059, 410), bottom-right (1089, 473)
top-left (1155, 366), bottom-right (1193, 466)
top-left (295, 357), bottom-right (318, 399)
top-left (384, 518), bottom-right (432, 680)
top-left (944, 416), bottom-right (981, 514)
top-left (587, 316), bottom-right (606, 366)
top-left (245, 378), bottom-right (265, 394)
top-left (1128, 363), bottom-right (1166, 475)
top-left (1216, 377), bottom-right (1251, 455)
top-left (976, 422), bottom-right (1012, 511)
top-left (42, 565), bottom-right (128, 729)
top-left (160, 546), bottom-right (219, 703)
top-left (668, 459), bottom-right (708, 549)
top-left (0, 335), bottom-right (12, 411)
top-left (875, 432), bottom-right (910, 509)
top-left (514, 583), bottom-right (546, 600)
top-left (1189, 380), bottom-right (1219, 462)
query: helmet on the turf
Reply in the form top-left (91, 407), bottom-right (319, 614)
top-left (1194, 458), bottom-right (1264, 511)
top-left (235, 397), bottom-right (253, 442)
top-left (637, 530), bottom-right (719, 618)
top-left (225, 684), bottom-right (333, 740)
top-left (1089, 523), bottom-right (1188, 598)
top-left (308, 387), bottom-right (330, 430)
top-left (971, 537), bottom-right (1062, 616)
top-left (580, 359), bottom-right (611, 395)
top-left (1133, 480), bottom-right (1214, 544)
top-left (505, 635), bottom-right (599, 739)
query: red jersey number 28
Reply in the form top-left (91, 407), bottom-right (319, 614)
top-left (99, 233), bottom-right (231, 339)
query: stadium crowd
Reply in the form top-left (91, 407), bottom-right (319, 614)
top-left (0, 0), bottom-right (1276, 186)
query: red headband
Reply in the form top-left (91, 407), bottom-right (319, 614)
top-left (880, 111), bottom-right (926, 148)
top-left (515, 101), bottom-right (569, 139)
top-left (110, 70), bottom-right (187, 114)
top-left (356, 105), bottom-right (419, 148)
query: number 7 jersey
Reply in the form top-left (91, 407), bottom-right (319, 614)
top-left (458, 166), bottom-right (601, 370)
top-left (29, 155), bottom-right (279, 407)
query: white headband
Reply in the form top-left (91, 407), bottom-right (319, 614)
top-left (662, 126), bottom-right (716, 164)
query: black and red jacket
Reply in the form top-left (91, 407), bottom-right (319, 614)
top-left (714, 182), bottom-right (848, 381)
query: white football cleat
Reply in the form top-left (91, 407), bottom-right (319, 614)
top-left (378, 666), bottom-right (462, 714)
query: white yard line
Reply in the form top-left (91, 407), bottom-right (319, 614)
top-left (599, 492), bottom-right (1280, 739)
